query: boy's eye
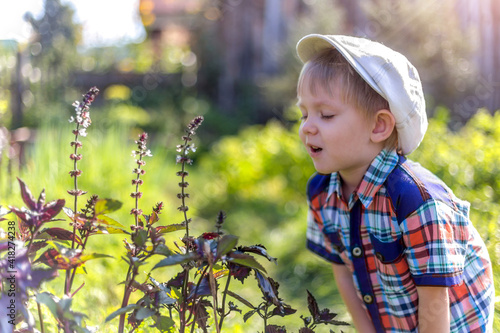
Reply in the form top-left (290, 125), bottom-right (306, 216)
top-left (300, 115), bottom-right (308, 120)
top-left (321, 114), bottom-right (334, 119)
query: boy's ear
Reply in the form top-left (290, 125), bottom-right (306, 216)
top-left (371, 109), bottom-right (396, 143)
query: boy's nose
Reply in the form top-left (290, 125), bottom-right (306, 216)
top-left (300, 118), bottom-right (318, 135)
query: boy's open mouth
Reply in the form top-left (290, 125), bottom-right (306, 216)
top-left (310, 145), bottom-right (322, 153)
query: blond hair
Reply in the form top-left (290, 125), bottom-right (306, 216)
top-left (297, 48), bottom-right (398, 149)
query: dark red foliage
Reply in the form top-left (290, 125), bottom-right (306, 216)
top-left (228, 263), bottom-right (252, 283)
top-left (201, 232), bottom-right (219, 240)
top-left (9, 178), bottom-right (65, 229)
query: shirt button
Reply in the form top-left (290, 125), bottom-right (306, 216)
top-left (375, 252), bottom-right (384, 261)
top-left (363, 294), bottom-right (374, 304)
top-left (352, 246), bottom-right (363, 257)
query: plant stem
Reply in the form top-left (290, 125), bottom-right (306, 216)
top-left (263, 306), bottom-right (269, 330)
top-left (218, 274), bottom-right (232, 328)
top-left (208, 265), bottom-right (220, 333)
top-left (178, 137), bottom-right (192, 333)
top-left (185, 265), bottom-right (210, 325)
top-left (26, 226), bottom-right (36, 256)
top-left (118, 265), bottom-right (135, 333)
top-left (37, 302), bottom-right (45, 333)
top-left (180, 138), bottom-right (190, 241)
top-left (68, 230), bottom-right (91, 294)
top-left (134, 156), bottom-right (142, 227)
top-left (66, 126), bottom-right (80, 296)
top-left (71, 125), bottom-right (80, 249)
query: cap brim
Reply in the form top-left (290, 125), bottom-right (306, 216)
top-left (296, 34), bottom-right (385, 98)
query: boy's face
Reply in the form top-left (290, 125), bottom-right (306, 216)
top-left (297, 77), bottom-right (378, 179)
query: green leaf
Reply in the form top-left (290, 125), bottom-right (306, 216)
top-left (243, 309), bottom-right (258, 322)
top-left (152, 252), bottom-right (199, 270)
top-left (135, 307), bottom-right (156, 320)
top-left (227, 253), bottom-right (267, 273)
top-left (95, 226), bottom-right (129, 234)
top-left (95, 215), bottom-right (125, 229)
top-left (153, 315), bottom-right (175, 332)
top-left (226, 290), bottom-right (255, 309)
top-left (155, 224), bottom-right (185, 234)
top-left (133, 229), bottom-right (148, 247)
top-left (153, 244), bottom-right (172, 256)
top-left (79, 253), bottom-right (114, 262)
top-left (72, 325), bottom-right (92, 333)
top-left (94, 199), bottom-right (122, 215)
top-left (36, 292), bottom-right (59, 318)
top-left (105, 304), bottom-right (140, 322)
top-left (149, 277), bottom-right (177, 305)
top-left (216, 235), bottom-right (238, 260)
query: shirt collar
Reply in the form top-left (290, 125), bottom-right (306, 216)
top-left (327, 148), bottom-right (400, 209)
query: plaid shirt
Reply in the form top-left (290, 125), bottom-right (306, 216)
top-left (306, 148), bottom-right (494, 333)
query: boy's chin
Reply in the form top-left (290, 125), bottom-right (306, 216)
top-left (313, 165), bottom-right (334, 175)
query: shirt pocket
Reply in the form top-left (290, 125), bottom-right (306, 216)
top-left (369, 234), bottom-right (416, 295)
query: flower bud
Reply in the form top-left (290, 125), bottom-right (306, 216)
top-left (69, 170), bottom-right (82, 177)
top-left (130, 208), bottom-right (143, 216)
top-left (70, 154), bottom-right (83, 161)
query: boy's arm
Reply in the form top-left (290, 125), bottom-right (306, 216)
top-left (416, 286), bottom-right (450, 333)
top-left (332, 263), bottom-right (376, 333)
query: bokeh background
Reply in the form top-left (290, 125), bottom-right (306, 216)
top-left (0, 0), bottom-right (499, 332)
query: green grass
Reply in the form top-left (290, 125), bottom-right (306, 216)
top-left (1, 120), bottom-right (345, 332)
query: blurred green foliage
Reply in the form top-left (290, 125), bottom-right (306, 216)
top-left (197, 107), bottom-right (500, 331)
top-left (1, 106), bottom-right (499, 331)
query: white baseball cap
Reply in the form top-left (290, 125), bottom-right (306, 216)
top-left (296, 34), bottom-right (427, 155)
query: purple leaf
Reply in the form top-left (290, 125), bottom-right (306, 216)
top-left (37, 189), bottom-right (46, 210)
top-left (237, 244), bottom-right (277, 263)
top-left (226, 252), bottom-right (267, 273)
top-left (306, 290), bottom-right (320, 319)
top-left (17, 178), bottom-right (37, 211)
top-left (28, 241), bottom-right (48, 256)
top-left (40, 199), bottom-right (65, 222)
top-left (8, 207), bottom-right (30, 226)
top-left (228, 263), bottom-right (252, 283)
top-left (255, 271), bottom-right (280, 306)
top-left (271, 305), bottom-right (296, 317)
top-left (188, 275), bottom-right (212, 299)
top-left (42, 227), bottom-right (82, 245)
top-left (306, 290), bottom-right (349, 326)
top-left (167, 271), bottom-right (188, 288)
top-left (265, 325), bottom-right (287, 333)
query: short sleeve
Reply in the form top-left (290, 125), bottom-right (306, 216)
top-left (401, 199), bottom-right (469, 286)
top-left (306, 205), bottom-right (344, 264)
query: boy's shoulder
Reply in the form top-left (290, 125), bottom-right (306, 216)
top-left (306, 156), bottom-right (461, 222)
top-left (306, 172), bottom-right (331, 200)
top-left (385, 157), bottom-right (436, 222)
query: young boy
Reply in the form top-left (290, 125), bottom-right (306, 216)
top-left (296, 34), bottom-right (494, 333)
